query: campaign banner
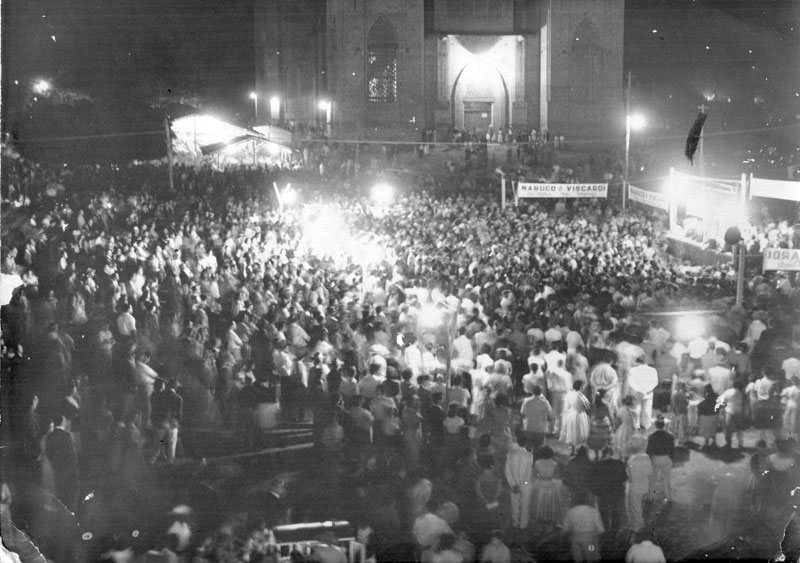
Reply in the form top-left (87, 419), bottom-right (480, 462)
top-left (763, 248), bottom-right (800, 272)
top-left (516, 182), bottom-right (607, 199)
top-left (628, 185), bottom-right (669, 211)
top-left (750, 177), bottom-right (800, 203)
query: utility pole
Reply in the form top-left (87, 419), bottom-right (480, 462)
top-left (623, 70), bottom-right (632, 209)
top-left (698, 103), bottom-right (707, 178)
top-left (164, 116), bottom-right (174, 192)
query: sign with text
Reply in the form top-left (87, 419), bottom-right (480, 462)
top-left (628, 185), bottom-right (669, 211)
top-left (517, 182), bottom-right (608, 199)
top-left (750, 177), bottom-right (800, 203)
top-left (763, 248), bottom-right (800, 272)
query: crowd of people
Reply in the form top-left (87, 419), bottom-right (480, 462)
top-left (1, 150), bottom-right (799, 563)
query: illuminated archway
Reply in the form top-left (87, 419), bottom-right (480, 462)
top-left (450, 60), bottom-right (510, 132)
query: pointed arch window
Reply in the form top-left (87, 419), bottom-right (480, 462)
top-left (367, 17), bottom-right (398, 103)
top-left (570, 17), bottom-right (602, 103)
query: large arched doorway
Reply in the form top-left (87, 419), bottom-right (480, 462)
top-left (450, 60), bottom-right (509, 133)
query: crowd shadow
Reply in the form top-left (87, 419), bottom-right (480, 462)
top-left (680, 442), bottom-right (749, 464)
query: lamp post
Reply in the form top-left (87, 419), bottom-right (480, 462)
top-left (33, 80), bottom-right (51, 95)
top-left (623, 113), bottom-right (646, 210)
top-left (249, 92), bottom-right (258, 122)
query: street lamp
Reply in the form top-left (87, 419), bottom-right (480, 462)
top-left (33, 80), bottom-right (51, 94)
top-left (623, 113), bottom-right (646, 210)
top-left (249, 92), bottom-right (258, 122)
top-left (371, 183), bottom-right (394, 206)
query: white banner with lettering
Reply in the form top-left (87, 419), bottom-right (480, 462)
top-left (628, 185), bottom-right (669, 211)
top-left (516, 183), bottom-right (607, 199)
top-left (763, 248), bottom-right (800, 272)
top-left (750, 177), bottom-right (800, 203)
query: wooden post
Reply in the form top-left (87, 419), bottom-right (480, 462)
top-left (501, 175), bottom-right (506, 210)
top-left (698, 103), bottom-right (708, 178)
top-left (736, 243), bottom-right (746, 306)
top-left (669, 167), bottom-right (677, 233)
top-left (165, 117), bottom-right (174, 191)
top-left (623, 70), bottom-right (631, 210)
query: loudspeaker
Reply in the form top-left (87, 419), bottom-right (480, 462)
top-left (724, 226), bottom-right (742, 246)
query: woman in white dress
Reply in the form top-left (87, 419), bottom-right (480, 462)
top-left (560, 380), bottom-right (591, 454)
top-left (614, 395), bottom-right (638, 459)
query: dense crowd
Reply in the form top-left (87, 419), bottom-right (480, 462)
top-left (1, 153), bottom-right (799, 563)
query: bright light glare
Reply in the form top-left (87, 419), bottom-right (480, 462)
top-left (282, 186), bottom-right (298, 205)
top-left (371, 183), bottom-right (394, 205)
top-left (318, 100), bottom-right (330, 111)
top-left (270, 96), bottom-right (280, 116)
top-left (249, 92), bottom-right (257, 100)
top-left (300, 207), bottom-right (348, 259)
top-left (627, 114), bottom-right (646, 131)
top-left (419, 304), bottom-right (443, 329)
top-left (674, 315), bottom-right (705, 342)
top-left (33, 80), bottom-right (51, 94)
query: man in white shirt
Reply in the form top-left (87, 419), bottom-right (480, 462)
top-left (627, 442), bottom-right (653, 537)
top-left (451, 326), bottom-right (474, 371)
top-left (707, 349), bottom-right (733, 395)
top-left (520, 386), bottom-right (553, 448)
top-left (625, 539), bottom-right (666, 563)
top-left (413, 501), bottom-right (453, 550)
top-left (116, 302), bottom-right (137, 340)
top-left (628, 355), bottom-right (659, 430)
top-left (546, 359), bottom-right (572, 436)
top-left (544, 322), bottom-right (563, 347)
top-left (544, 342), bottom-right (566, 373)
top-left (521, 361), bottom-right (546, 396)
top-left (504, 437), bottom-right (533, 529)
top-left (403, 335), bottom-right (423, 382)
top-left (721, 381), bottom-right (745, 449)
top-left (528, 343), bottom-right (547, 374)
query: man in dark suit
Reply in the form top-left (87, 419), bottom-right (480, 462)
top-left (45, 414), bottom-right (80, 511)
top-left (591, 446), bottom-right (628, 533)
top-left (150, 379), bottom-right (184, 462)
top-left (646, 416), bottom-right (675, 502)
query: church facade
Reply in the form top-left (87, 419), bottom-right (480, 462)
top-left (255, 0), bottom-right (624, 142)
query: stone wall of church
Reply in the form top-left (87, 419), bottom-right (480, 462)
top-left (255, 0), bottom-right (326, 126)
top-left (256, 0), bottom-right (624, 143)
top-left (546, 0), bottom-right (625, 142)
top-left (328, 0), bottom-right (426, 141)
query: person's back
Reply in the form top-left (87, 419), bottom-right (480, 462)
top-left (627, 452), bottom-right (652, 493)
top-left (626, 540), bottom-right (666, 563)
top-left (593, 456), bottom-right (627, 498)
top-left (521, 394), bottom-right (550, 428)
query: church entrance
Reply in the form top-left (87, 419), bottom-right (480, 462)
top-left (447, 36), bottom-right (516, 134)
top-left (463, 101), bottom-right (492, 134)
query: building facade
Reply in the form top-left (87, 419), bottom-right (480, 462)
top-left (255, 0), bottom-right (624, 142)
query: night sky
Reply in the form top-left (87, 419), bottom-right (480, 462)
top-left (2, 0), bottom-right (255, 121)
top-left (2, 0), bottom-right (798, 139)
